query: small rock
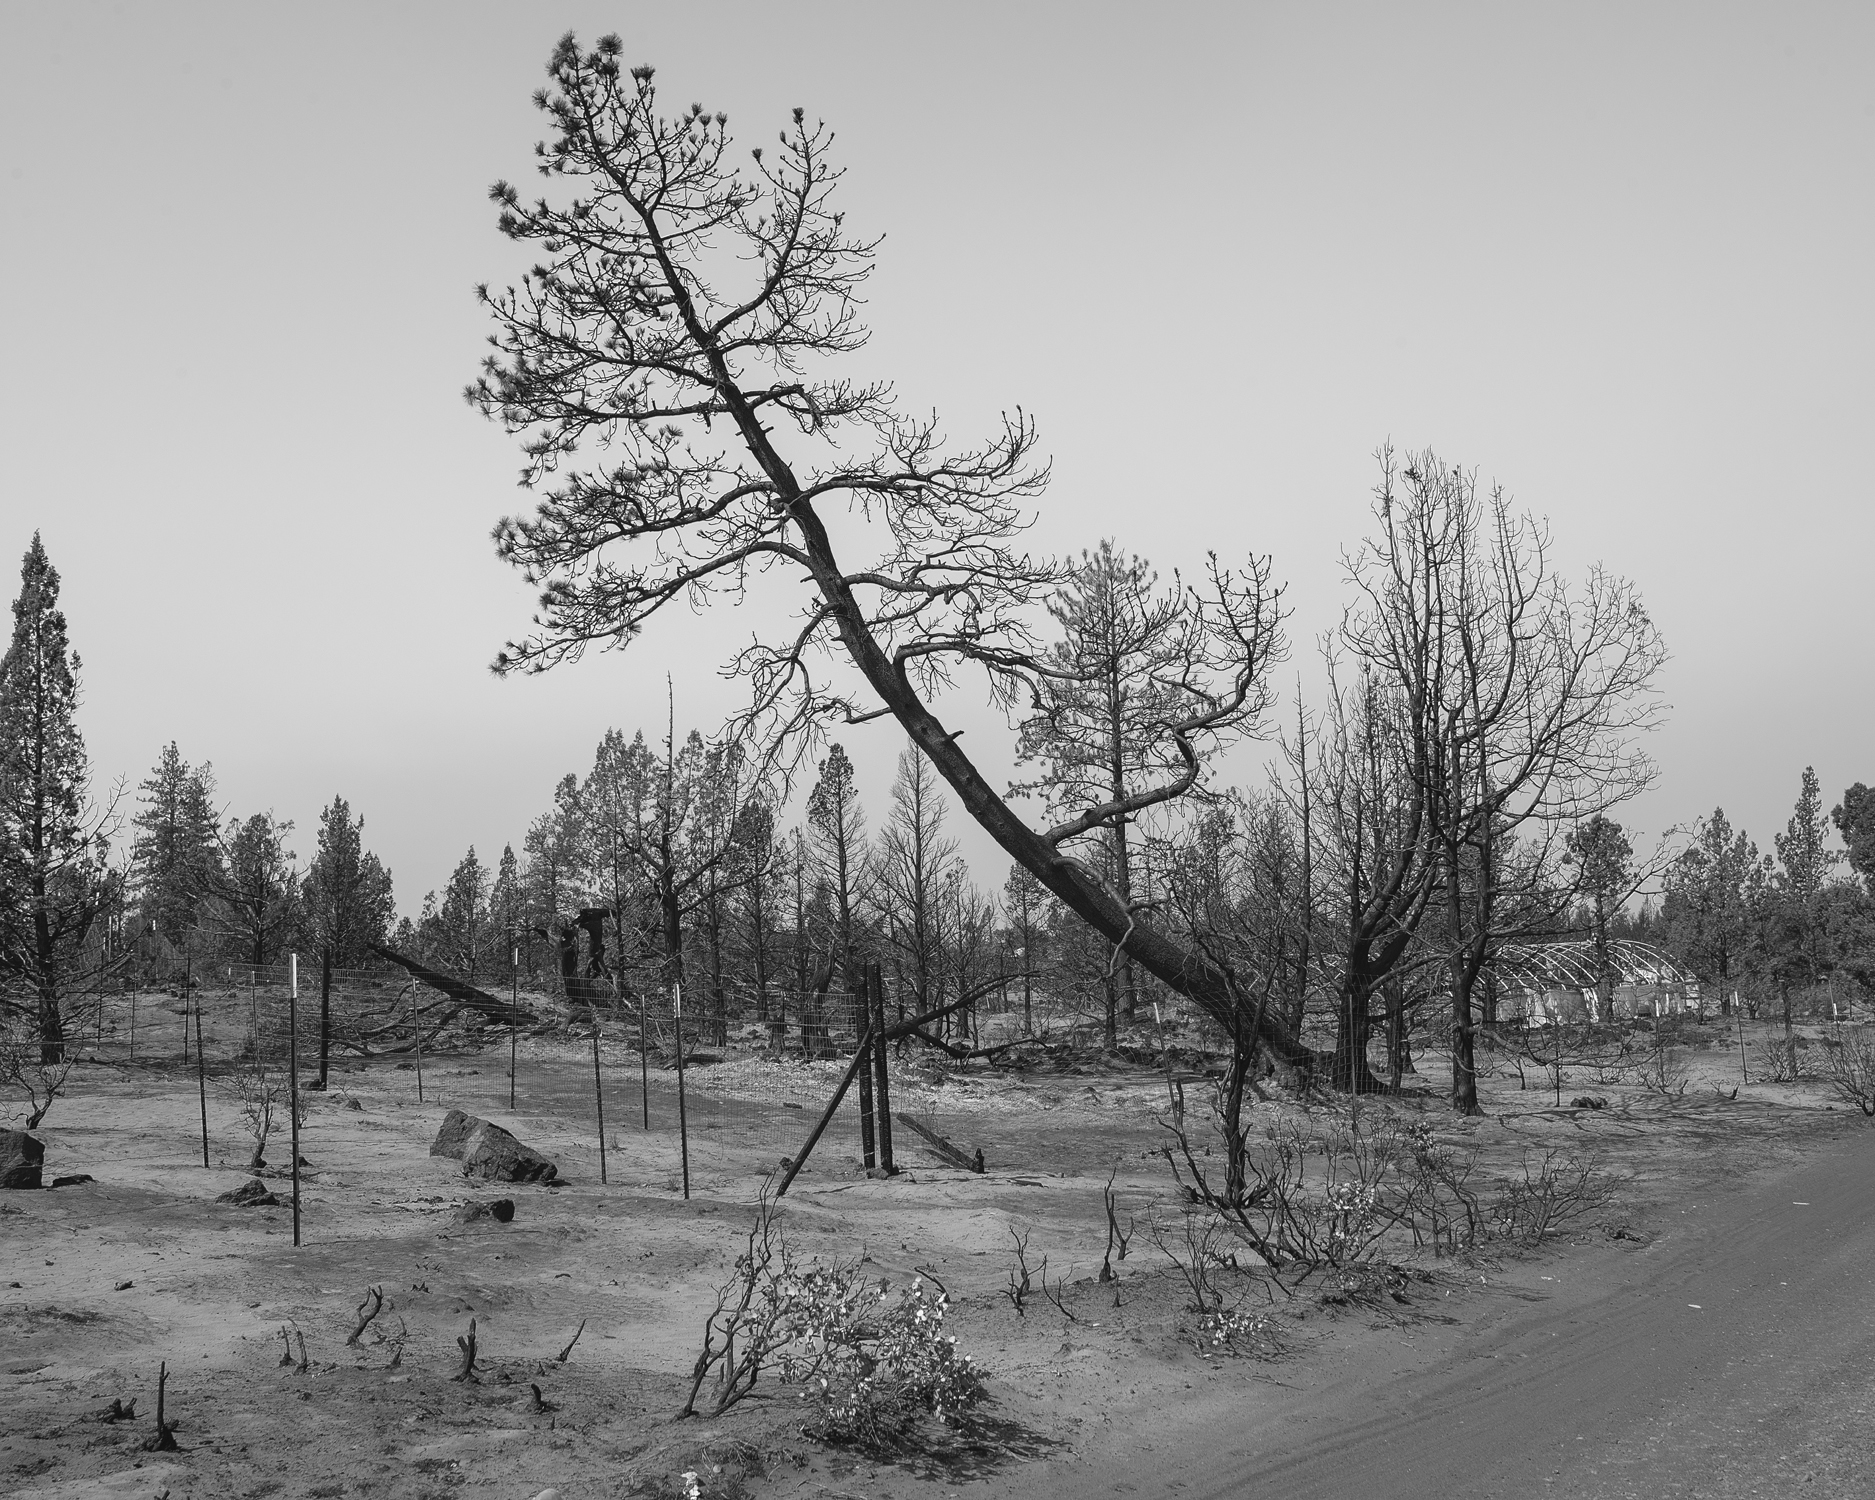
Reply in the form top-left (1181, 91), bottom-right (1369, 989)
top-left (343, 1098), bottom-right (364, 1111)
top-left (457, 1199), bottom-right (516, 1224)
top-left (217, 1179), bottom-right (280, 1208)
top-left (51, 1173), bottom-right (95, 1188)
top-left (1, 1128), bottom-right (45, 1189)
top-left (114, 1280), bottom-right (133, 1291)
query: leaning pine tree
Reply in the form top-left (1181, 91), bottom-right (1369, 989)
top-left (469, 36), bottom-right (1299, 1065)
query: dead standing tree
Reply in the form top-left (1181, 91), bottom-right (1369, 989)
top-left (1289, 664), bottom-right (1440, 1095)
top-left (1340, 450), bottom-right (1665, 1113)
top-left (585, 713), bottom-right (765, 1041)
top-left (469, 38), bottom-right (1302, 1063)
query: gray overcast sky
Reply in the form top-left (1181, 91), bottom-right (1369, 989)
top-left (1, 2), bottom-right (1868, 912)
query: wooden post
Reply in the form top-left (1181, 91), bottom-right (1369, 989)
top-left (318, 947), bottom-right (332, 1087)
top-left (591, 1014), bottom-right (608, 1187)
top-left (413, 982), bottom-right (424, 1104)
top-left (870, 962), bottom-right (894, 1175)
top-left (195, 984), bottom-right (209, 1169)
top-left (288, 953), bottom-right (302, 1247)
top-left (675, 983), bottom-right (690, 1200)
top-left (509, 946), bottom-right (518, 1112)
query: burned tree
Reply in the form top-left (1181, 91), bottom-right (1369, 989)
top-left (1298, 666), bottom-right (1438, 1094)
top-left (1341, 450), bottom-right (1666, 1112)
top-left (583, 714), bottom-right (765, 1039)
top-left (216, 812), bottom-right (297, 969)
top-left (0, 535), bottom-right (118, 1063)
top-left (872, 741), bottom-right (956, 1032)
top-left (471, 39), bottom-right (1300, 1060)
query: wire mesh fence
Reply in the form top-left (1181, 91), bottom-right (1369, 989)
top-left (38, 955), bottom-right (1212, 1199)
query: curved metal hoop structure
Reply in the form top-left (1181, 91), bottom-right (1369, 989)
top-left (1491, 939), bottom-right (1699, 1025)
top-left (1495, 939), bottom-right (1696, 992)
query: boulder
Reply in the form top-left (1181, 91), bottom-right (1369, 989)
top-left (457, 1198), bottom-right (516, 1224)
top-left (1, 1128), bottom-right (44, 1189)
top-left (431, 1110), bottom-right (558, 1184)
top-left (216, 1178), bottom-right (279, 1207)
top-left (431, 1108), bottom-right (480, 1160)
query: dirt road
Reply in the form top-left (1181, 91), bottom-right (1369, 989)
top-left (1028, 1121), bottom-right (1875, 1500)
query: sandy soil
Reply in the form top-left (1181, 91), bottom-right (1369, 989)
top-left (1, 1010), bottom-right (1865, 1500)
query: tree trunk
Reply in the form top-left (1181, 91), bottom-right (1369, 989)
top-left (785, 497), bottom-right (1313, 1070)
top-left (661, 881), bottom-right (685, 998)
top-left (1384, 979), bottom-right (1414, 1087)
top-left (1449, 963), bottom-right (1480, 1116)
top-left (35, 901), bottom-right (63, 1064)
top-left (1222, 1026), bottom-right (1253, 1205)
top-left (752, 896), bottom-right (769, 1025)
top-left (1331, 976), bottom-right (1382, 1092)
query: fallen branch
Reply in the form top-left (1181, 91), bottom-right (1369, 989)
top-left (556, 1318), bottom-right (586, 1364)
top-left (453, 1317), bottom-right (479, 1383)
top-left (346, 1285), bottom-right (385, 1346)
top-left (902, 1027), bottom-right (1035, 1063)
top-left (893, 1113), bottom-right (981, 1173)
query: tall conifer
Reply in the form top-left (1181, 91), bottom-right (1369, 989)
top-left (0, 535), bottom-right (111, 1060)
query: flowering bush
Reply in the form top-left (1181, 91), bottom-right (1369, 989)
top-left (782, 1274), bottom-right (986, 1448)
top-left (1193, 1306), bottom-right (1282, 1360)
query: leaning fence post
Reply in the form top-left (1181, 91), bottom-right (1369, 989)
top-left (777, 1023), bottom-right (874, 1200)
